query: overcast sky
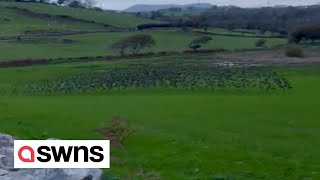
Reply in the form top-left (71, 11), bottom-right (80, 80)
top-left (96, 0), bottom-right (319, 10)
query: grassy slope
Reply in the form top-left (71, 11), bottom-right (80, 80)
top-left (0, 57), bottom-right (319, 179)
top-left (0, 2), bottom-right (159, 28)
top-left (0, 30), bottom-right (286, 61)
top-left (0, 3), bottom-right (285, 61)
top-left (0, 6), bottom-right (108, 36)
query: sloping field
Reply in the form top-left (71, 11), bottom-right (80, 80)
top-left (0, 30), bottom-right (286, 61)
top-left (1, 2), bottom-right (159, 28)
top-left (0, 6), bottom-right (109, 35)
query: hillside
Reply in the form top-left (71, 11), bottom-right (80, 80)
top-left (0, 2), bottom-right (159, 28)
top-left (124, 3), bottom-right (213, 12)
top-left (0, 29), bottom-right (286, 61)
top-left (0, 5), bottom-right (111, 36)
top-left (197, 5), bottom-right (320, 33)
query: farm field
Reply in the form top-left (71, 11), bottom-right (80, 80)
top-left (0, 6), bottom-right (110, 36)
top-left (0, 55), bottom-right (320, 179)
top-left (0, 30), bottom-right (286, 61)
top-left (1, 1), bottom-right (320, 179)
top-left (0, 2), bottom-right (159, 28)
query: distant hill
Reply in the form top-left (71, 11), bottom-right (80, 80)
top-left (123, 3), bottom-right (213, 13)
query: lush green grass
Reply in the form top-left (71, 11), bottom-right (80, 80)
top-left (0, 30), bottom-right (286, 61)
top-left (0, 6), bottom-right (108, 36)
top-left (0, 3), bottom-right (317, 179)
top-left (1, 2), bottom-right (159, 28)
top-left (0, 56), bottom-right (319, 179)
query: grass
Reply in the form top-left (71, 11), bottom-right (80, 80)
top-left (0, 3), bottom-right (318, 179)
top-left (0, 56), bottom-right (320, 179)
top-left (0, 30), bottom-right (286, 61)
top-left (0, 2), bottom-right (159, 28)
top-left (0, 6), bottom-right (108, 36)
top-left (0, 2), bottom-right (286, 62)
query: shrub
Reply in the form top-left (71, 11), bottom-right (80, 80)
top-left (96, 117), bottom-right (134, 148)
top-left (255, 39), bottom-right (267, 48)
top-left (188, 36), bottom-right (212, 51)
top-left (110, 34), bottom-right (155, 56)
top-left (289, 22), bottom-right (320, 43)
top-left (285, 45), bottom-right (304, 58)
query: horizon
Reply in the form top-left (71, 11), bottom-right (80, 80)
top-left (95, 0), bottom-right (319, 10)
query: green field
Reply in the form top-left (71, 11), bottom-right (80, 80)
top-left (0, 55), bottom-right (320, 179)
top-left (0, 6), bottom-right (110, 36)
top-left (1, 2), bottom-right (319, 179)
top-left (0, 2), bottom-right (286, 62)
top-left (0, 30), bottom-right (286, 61)
top-left (0, 2), bottom-right (159, 28)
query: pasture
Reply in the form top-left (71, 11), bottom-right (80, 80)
top-left (0, 6), bottom-right (109, 36)
top-left (0, 1), bottom-right (319, 179)
top-left (0, 30), bottom-right (286, 61)
top-left (0, 56), bottom-right (320, 179)
top-left (0, 2), bottom-right (158, 28)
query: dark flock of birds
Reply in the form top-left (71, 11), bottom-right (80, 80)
top-left (18, 65), bottom-right (292, 95)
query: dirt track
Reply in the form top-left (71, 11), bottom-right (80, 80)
top-left (214, 46), bottom-right (320, 66)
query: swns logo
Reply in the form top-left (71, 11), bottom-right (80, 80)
top-left (14, 140), bottom-right (110, 169)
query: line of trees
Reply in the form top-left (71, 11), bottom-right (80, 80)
top-left (135, 5), bottom-right (320, 35)
top-left (110, 34), bottom-right (216, 56)
top-left (196, 5), bottom-right (320, 34)
top-left (289, 22), bottom-right (320, 43)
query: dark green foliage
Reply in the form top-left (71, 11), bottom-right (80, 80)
top-left (17, 66), bottom-right (292, 95)
top-left (289, 22), bottom-right (320, 43)
top-left (193, 5), bottom-right (320, 34)
top-left (255, 39), bottom-right (267, 48)
top-left (189, 35), bottom-right (212, 51)
top-left (67, 1), bottom-right (85, 8)
top-left (111, 34), bottom-right (156, 55)
top-left (101, 173), bottom-right (119, 180)
top-left (285, 45), bottom-right (304, 58)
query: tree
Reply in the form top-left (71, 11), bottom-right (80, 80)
top-left (188, 36), bottom-right (212, 51)
top-left (255, 39), bottom-right (267, 48)
top-left (111, 34), bottom-right (156, 56)
top-left (150, 11), bottom-right (162, 20)
top-left (57, 0), bottom-right (67, 5)
top-left (83, 0), bottom-right (96, 8)
top-left (38, 0), bottom-right (50, 3)
top-left (289, 22), bottom-right (320, 44)
top-left (68, 0), bottom-right (85, 8)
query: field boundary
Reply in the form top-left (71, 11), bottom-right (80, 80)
top-left (0, 49), bottom-right (226, 68)
top-left (194, 30), bottom-right (285, 39)
top-left (0, 30), bottom-right (125, 41)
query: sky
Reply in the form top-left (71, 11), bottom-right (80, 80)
top-left (96, 0), bottom-right (319, 10)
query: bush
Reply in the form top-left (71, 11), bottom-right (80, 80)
top-left (110, 34), bottom-right (155, 56)
top-left (188, 36), bottom-right (213, 51)
top-left (285, 45), bottom-right (304, 58)
top-left (96, 117), bottom-right (134, 148)
top-left (255, 39), bottom-right (267, 48)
